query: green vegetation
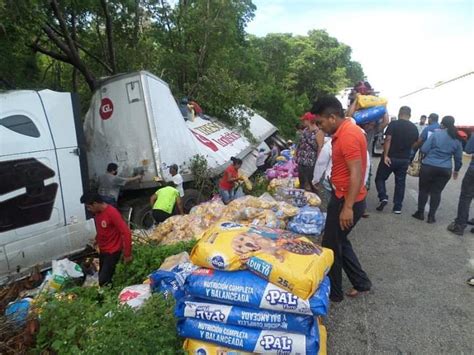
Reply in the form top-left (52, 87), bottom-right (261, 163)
top-left (33, 240), bottom-right (195, 354)
top-left (0, 0), bottom-right (364, 137)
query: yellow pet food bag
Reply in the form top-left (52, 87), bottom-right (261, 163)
top-left (183, 338), bottom-right (254, 354)
top-left (356, 94), bottom-right (387, 109)
top-left (190, 223), bottom-right (334, 299)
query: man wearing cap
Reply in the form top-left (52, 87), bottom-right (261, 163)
top-left (311, 96), bottom-right (372, 302)
top-left (98, 163), bottom-right (142, 206)
top-left (169, 164), bottom-right (184, 198)
top-left (296, 112), bottom-right (325, 191)
top-left (414, 113), bottom-right (440, 149)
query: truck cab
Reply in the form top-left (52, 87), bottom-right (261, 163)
top-left (0, 90), bottom-right (95, 284)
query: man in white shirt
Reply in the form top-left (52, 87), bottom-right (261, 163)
top-left (169, 164), bottom-right (184, 198)
top-left (312, 127), bottom-right (370, 210)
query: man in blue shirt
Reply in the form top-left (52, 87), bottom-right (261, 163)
top-left (448, 133), bottom-right (474, 236)
top-left (414, 113), bottom-right (440, 149)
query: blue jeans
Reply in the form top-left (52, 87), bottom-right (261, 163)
top-left (375, 157), bottom-right (410, 211)
top-left (219, 188), bottom-right (234, 204)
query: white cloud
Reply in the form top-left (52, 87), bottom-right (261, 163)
top-left (247, 1), bottom-right (474, 106)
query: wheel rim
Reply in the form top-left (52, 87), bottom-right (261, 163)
top-left (140, 210), bottom-right (155, 229)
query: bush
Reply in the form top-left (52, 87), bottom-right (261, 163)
top-left (34, 240), bottom-right (196, 354)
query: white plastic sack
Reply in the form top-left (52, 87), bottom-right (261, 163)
top-left (48, 258), bottom-right (84, 291)
top-left (118, 284), bottom-right (152, 309)
top-left (52, 259), bottom-right (84, 278)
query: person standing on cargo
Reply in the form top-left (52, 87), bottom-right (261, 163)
top-left (219, 157), bottom-right (243, 204)
top-left (169, 164), bottom-right (184, 198)
top-left (311, 96), bottom-right (372, 302)
top-left (80, 193), bottom-right (132, 286)
top-left (296, 112), bottom-right (325, 192)
top-left (150, 181), bottom-right (184, 224)
top-left (98, 163), bottom-right (142, 206)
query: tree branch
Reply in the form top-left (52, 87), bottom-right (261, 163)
top-left (100, 0), bottom-right (117, 73)
top-left (47, 23), bottom-right (113, 73)
top-left (29, 41), bottom-right (72, 63)
top-left (49, 0), bottom-right (80, 62)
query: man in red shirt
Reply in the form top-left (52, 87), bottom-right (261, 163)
top-left (80, 193), bottom-right (133, 286)
top-left (311, 96), bottom-right (372, 302)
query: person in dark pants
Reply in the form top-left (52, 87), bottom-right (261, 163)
top-left (80, 193), bottom-right (133, 286)
top-left (447, 134), bottom-right (474, 235)
top-left (312, 96), bottom-right (372, 302)
top-left (375, 106), bottom-right (419, 214)
top-left (150, 181), bottom-right (184, 224)
top-left (412, 116), bottom-right (463, 223)
top-left (296, 112), bottom-right (325, 192)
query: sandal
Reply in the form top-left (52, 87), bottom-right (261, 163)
top-left (467, 277), bottom-right (474, 287)
top-left (345, 288), bottom-right (370, 298)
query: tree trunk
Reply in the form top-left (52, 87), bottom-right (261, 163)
top-left (100, 0), bottom-right (117, 73)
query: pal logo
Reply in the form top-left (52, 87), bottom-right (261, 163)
top-left (100, 98), bottom-right (114, 120)
top-left (265, 290), bottom-right (299, 309)
top-left (260, 335), bottom-right (293, 352)
top-left (210, 255), bottom-right (226, 269)
top-left (195, 306), bottom-right (226, 322)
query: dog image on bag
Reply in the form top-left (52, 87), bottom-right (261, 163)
top-left (231, 228), bottom-right (322, 263)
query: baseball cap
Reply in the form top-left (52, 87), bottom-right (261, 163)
top-left (300, 112), bottom-right (316, 121)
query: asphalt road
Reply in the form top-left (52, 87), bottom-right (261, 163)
top-left (326, 156), bottom-right (474, 354)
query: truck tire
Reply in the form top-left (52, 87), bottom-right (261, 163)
top-left (130, 202), bottom-right (155, 230)
top-left (182, 189), bottom-right (206, 213)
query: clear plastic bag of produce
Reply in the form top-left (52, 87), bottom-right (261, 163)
top-left (288, 206), bottom-right (327, 236)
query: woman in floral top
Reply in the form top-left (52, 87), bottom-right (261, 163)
top-left (296, 112), bottom-right (325, 191)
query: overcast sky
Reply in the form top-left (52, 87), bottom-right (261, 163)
top-left (247, 0), bottom-right (474, 102)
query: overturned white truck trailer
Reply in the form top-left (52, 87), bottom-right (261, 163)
top-left (84, 71), bottom-right (278, 227)
top-left (0, 71), bottom-right (278, 284)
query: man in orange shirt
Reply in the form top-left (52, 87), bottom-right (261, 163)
top-left (311, 96), bottom-right (372, 302)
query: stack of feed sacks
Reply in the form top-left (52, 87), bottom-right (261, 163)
top-left (176, 222), bottom-right (334, 354)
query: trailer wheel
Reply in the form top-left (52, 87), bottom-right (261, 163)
top-left (182, 189), bottom-right (206, 213)
top-left (130, 202), bottom-right (154, 230)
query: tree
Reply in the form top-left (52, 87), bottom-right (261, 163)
top-left (0, 1), bottom-right (364, 137)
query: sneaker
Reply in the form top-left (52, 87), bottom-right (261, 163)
top-left (427, 215), bottom-right (436, 224)
top-left (467, 277), bottom-right (474, 287)
top-left (468, 219), bottom-right (474, 226)
top-left (393, 210), bottom-right (402, 215)
top-left (376, 200), bottom-right (388, 211)
top-left (412, 211), bottom-right (424, 221)
top-left (447, 222), bottom-right (464, 236)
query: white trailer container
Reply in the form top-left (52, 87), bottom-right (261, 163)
top-left (84, 71), bottom-right (278, 226)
